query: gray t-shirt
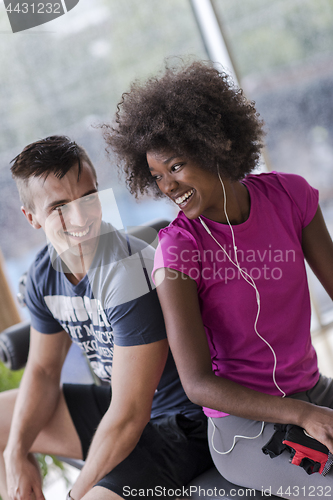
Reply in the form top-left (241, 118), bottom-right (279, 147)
top-left (25, 222), bottom-right (199, 418)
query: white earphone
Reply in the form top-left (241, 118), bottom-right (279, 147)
top-left (199, 169), bottom-right (285, 455)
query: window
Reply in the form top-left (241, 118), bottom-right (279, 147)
top-left (0, 0), bottom-right (206, 302)
top-left (212, 0), bottom-right (333, 328)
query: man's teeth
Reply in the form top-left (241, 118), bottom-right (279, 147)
top-left (68, 227), bottom-right (90, 237)
top-left (175, 189), bottom-right (194, 205)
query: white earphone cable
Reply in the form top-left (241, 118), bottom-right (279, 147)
top-left (209, 417), bottom-right (265, 455)
top-left (199, 169), bottom-right (286, 455)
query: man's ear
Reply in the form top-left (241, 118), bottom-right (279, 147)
top-left (21, 206), bottom-right (41, 229)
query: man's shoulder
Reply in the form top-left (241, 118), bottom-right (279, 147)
top-left (26, 244), bottom-right (69, 302)
top-left (89, 223), bottom-right (156, 309)
top-left (97, 222), bottom-right (155, 263)
top-left (25, 244), bottom-right (64, 321)
top-left (28, 244), bottom-right (53, 282)
top-left (94, 222), bottom-right (155, 274)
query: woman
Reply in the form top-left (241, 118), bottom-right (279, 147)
top-left (104, 60), bottom-right (333, 497)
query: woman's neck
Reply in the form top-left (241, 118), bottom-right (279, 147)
top-left (202, 179), bottom-right (250, 225)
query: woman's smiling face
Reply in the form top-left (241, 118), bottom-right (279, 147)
top-left (147, 150), bottom-right (224, 221)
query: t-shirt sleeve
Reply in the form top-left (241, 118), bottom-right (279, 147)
top-left (152, 226), bottom-right (201, 286)
top-left (25, 267), bottom-right (63, 334)
top-left (275, 172), bottom-right (319, 228)
top-left (107, 289), bottom-right (167, 346)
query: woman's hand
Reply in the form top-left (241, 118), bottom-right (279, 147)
top-left (298, 404), bottom-right (333, 453)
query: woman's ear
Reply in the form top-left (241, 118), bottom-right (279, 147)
top-left (21, 206), bottom-right (41, 229)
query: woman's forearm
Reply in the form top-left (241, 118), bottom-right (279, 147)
top-left (187, 372), bottom-right (307, 425)
top-left (184, 372), bottom-right (333, 452)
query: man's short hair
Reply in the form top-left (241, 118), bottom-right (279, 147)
top-left (11, 135), bottom-right (97, 211)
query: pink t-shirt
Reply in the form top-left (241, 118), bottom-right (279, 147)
top-left (153, 172), bottom-right (320, 417)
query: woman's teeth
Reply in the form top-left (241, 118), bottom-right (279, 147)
top-left (175, 189), bottom-right (195, 205)
top-left (68, 227), bottom-right (90, 237)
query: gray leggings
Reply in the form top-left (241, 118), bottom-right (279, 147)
top-left (209, 375), bottom-right (333, 499)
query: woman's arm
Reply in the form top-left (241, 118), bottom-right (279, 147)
top-left (155, 267), bottom-right (333, 452)
top-left (302, 205), bottom-right (333, 299)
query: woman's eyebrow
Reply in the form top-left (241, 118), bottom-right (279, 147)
top-left (148, 156), bottom-right (180, 170)
top-left (163, 156), bottom-right (178, 164)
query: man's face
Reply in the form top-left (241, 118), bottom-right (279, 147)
top-left (23, 161), bottom-right (102, 272)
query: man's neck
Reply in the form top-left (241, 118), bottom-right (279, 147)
top-left (65, 271), bottom-right (86, 286)
top-left (50, 232), bottom-right (101, 285)
top-left (58, 237), bottom-right (100, 284)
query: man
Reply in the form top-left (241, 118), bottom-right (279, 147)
top-left (0, 136), bottom-right (212, 500)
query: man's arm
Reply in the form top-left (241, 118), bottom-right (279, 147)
top-left (70, 338), bottom-right (169, 500)
top-left (4, 326), bottom-right (72, 500)
top-left (153, 206), bottom-right (333, 454)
